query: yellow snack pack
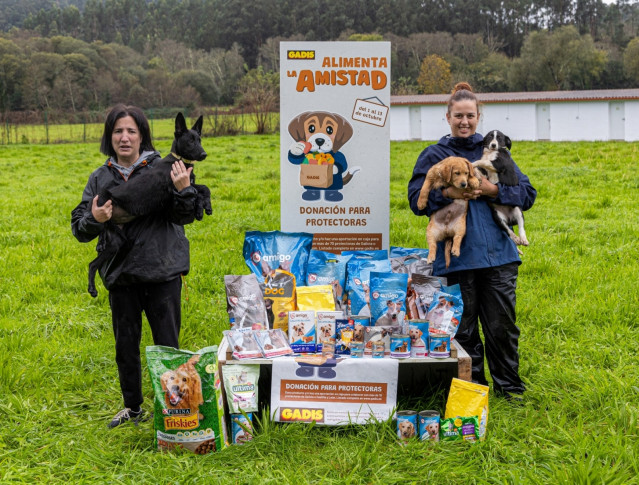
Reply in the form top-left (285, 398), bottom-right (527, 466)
top-left (444, 378), bottom-right (489, 441)
top-left (296, 285), bottom-right (335, 311)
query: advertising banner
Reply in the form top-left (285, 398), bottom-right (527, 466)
top-left (280, 41), bottom-right (391, 252)
top-left (271, 356), bottom-right (398, 425)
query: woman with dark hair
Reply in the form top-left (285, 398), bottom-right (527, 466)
top-left (408, 83), bottom-right (537, 401)
top-left (72, 104), bottom-right (199, 427)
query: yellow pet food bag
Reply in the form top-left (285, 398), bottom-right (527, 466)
top-left (296, 285), bottom-right (335, 311)
top-left (444, 378), bottom-right (489, 441)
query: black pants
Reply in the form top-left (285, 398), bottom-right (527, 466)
top-left (109, 277), bottom-right (182, 409)
top-left (446, 262), bottom-right (524, 396)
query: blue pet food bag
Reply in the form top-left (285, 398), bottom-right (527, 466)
top-left (243, 231), bottom-right (313, 285)
top-left (346, 259), bottom-right (392, 316)
top-left (369, 272), bottom-right (409, 327)
top-left (389, 246), bottom-right (429, 259)
top-left (427, 284), bottom-right (463, 337)
top-left (306, 249), bottom-right (352, 311)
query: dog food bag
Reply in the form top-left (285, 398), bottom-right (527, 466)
top-left (444, 378), bottom-right (489, 441)
top-left (427, 285), bottom-right (463, 338)
top-left (342, 249), bottom-right (389, 260)
top-left (222, 364), bottom-right (260, 414)
top-left (410, 274), bottom-right (446, 320)
top-left (389, 246), bottom-right (430, 259)
top-left (224, 274), bottom-right (269, 330)
top-left (288, 311), bottom-right (316, 353)
top-left (390, 254), bottom-right (433, 279)
top-left (146, 345), bottom-right (226, 454)
top-left (369, 272), bottom-right (409, 327)
top-left (296, 285), bottom-right (335, 311)
top-left (315, 311), bottom-right (343, 352)
top-left (306, 249), bottom-right (352, 311)
top-left (223, 329), bottom-right (263, 360)
top-left (440, 416), bottom-right (480, 442)
top-left (254, 329), bottom-right (294, 358)
top-left (346, 259), bottom-right (392, 317)
top-left (260, 269), bottom-right (296, 332)
top-left (243, 230), bottom-right (313, 285)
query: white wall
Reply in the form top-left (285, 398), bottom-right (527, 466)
top-left (390, 99), bottom-right (639, 142)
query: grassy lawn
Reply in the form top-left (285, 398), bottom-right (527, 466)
top-left (0, 136), bottom-right (638, 483)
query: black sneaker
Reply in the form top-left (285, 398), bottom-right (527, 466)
top-left (107, 408), bottom-right (149, 429)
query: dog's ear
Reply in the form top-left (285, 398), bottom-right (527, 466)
top-left (160, 372), bottom-right (170, 391)
top-left (175, 112), bottom-right (187, 136)
top-left (440, 162), bottom-right (454, 185)
top-left (192, 115), bottom-right (204, 136)
top-left (331, 113), bottom-right (353, 152)
top-left (504, 135), bottom-right (512, 150)
top-left (288, 112), bottom-right (311, 141)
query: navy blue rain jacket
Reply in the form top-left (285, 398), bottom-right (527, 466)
top-left (407, 133), bottom-right (537, 275)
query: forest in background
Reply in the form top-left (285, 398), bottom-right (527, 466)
top-left (1, 0), bottom-right (638, 118)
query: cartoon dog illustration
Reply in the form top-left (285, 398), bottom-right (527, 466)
top-left (288, 111), bottom-right (360, 202)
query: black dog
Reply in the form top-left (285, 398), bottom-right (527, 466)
top-left (87, 112), bottom-right (212, 297)
top-left (472, 130), bottom-right (529, 251)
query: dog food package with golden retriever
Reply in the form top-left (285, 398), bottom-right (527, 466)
top-left (426, 285), bottom-right (463, 338)
top-left (396, 410), bottom-right (418, 441)
top-left (146, 345), bottom-right (226, 454)
top-left (254, 329), bottom-right (294, 358)
top-left (444, 378), bottom-right (489, 441)
top-left (288, 311), bottom-right (316, 353)
top-left (243, 230), bottom-right (313, 285)
top-left (221, 364), bottom-right (260, 414)
top-left (224, 274), bottom-right (269, 330)
top-left (306, 250), bottom-right (352, 312)
top-left (260, 269), bottom-right (296, 332)
top-left (296, 284), bottom-right (335, 312)
top-left (346, 259), bottom-right (392, 317)
top-left (369, 272), bottom-right (408, 327)
top-left (224, 329), bottom-right (264, 360)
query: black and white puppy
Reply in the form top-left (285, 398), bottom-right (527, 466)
top-left (473, 130), bottom-right (529, 251)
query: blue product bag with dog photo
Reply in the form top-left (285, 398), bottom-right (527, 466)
top-left (389, 246), bottom-right (429, 259)
top-left (427, 284), bottom-right (463, 337)
top-left (369, 272), bottom-right (409, 327)
top-left (243, 230), bottom-right (313, 285)
top-left (346, 259), bottom-right (392, 316)
top-left (306, 249), bottom-right (352, 311)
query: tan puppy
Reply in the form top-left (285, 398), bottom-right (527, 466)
top-left (416, 157), bottom-right (480, 268)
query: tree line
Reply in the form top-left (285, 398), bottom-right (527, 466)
top-left (0, 0), bottom-right (638, 116)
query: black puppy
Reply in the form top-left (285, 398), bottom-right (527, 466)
top-left (87, 112), bottom-right (212, 297)
top-left (472, 130), bottom-right (529, 251)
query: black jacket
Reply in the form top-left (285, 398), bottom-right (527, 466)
top-left (71, 153), bottom-right (197, 290)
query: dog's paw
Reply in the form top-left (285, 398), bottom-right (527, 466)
top-left (520, 236), bottom-right (529, 246)
top-left (289, 141), bottom-right (306, 156)
top-left (451, 248), bottom-right (461, 257)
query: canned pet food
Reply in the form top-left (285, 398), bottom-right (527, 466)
top-left (371, 341), bottom-right (385, 358)
top-left (390, 334), bottom-right (411, 359)
top-left (349, 315), bottom-right (371, 327)
top-left (418, 410), bottom-right (440, 442)
top-left (350, 341), bottom-right (364, 358)
top-left (408, 319), bottom-right (429, 358)
top-left (321, 338), bottom-right (335, 358)
top-left (231, 413), bottom-right (253, 445)
top-left (396, 410), bottom-right (418, 441)
top-left (429, 330), bottom-right (451, 358)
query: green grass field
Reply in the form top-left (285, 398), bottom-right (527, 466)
top-left (0, 136), bottom-right (638, 483)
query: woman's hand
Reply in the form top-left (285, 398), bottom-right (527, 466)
top-left (171, 160), bottom-right (193, 192)
top-left (91, 195), bottom-right (112, 222)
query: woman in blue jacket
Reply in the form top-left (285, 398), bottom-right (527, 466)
top-left (408, 83), bottom-right (537, 400)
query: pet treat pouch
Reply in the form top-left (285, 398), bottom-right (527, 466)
top-left (224, 274), bottom-right (269, 330)
top-left (335, 319), bottom-right (355, 355)
top-left (288, 311), bottom-right (316, 353)
top-left (410, 274), bottom-right (446, 320)
top-left (146, 345), bottom-right (226, 454)
top-left (369, 272), bottom-right (408, 327)
top-left (389, 246), bottom-right (430, 259)
top-left (444, 378), bottom-right (489, 441)
top-left (390, 254), bottom-right (433, 279)
top-left (243, 230), bottom-right (313, 285)
top-left (260, 269), bottom-right (296, 332)
top-left (296, 285), bottom-right (335, 311)
top-left (306, 249), bottom-right (352, 311)
top-left (222, 364), bottom-right (260, 414)
top-left (223, 329), bottom-right (263, 360)
top-left (427, 285), bottom-right (463, 338)
top-left (254, 329), bottom-right (294, 358)
top-left (440, 416), bottom-right (480, 442)
top-left (346, 259), bottom-right (392, 317)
